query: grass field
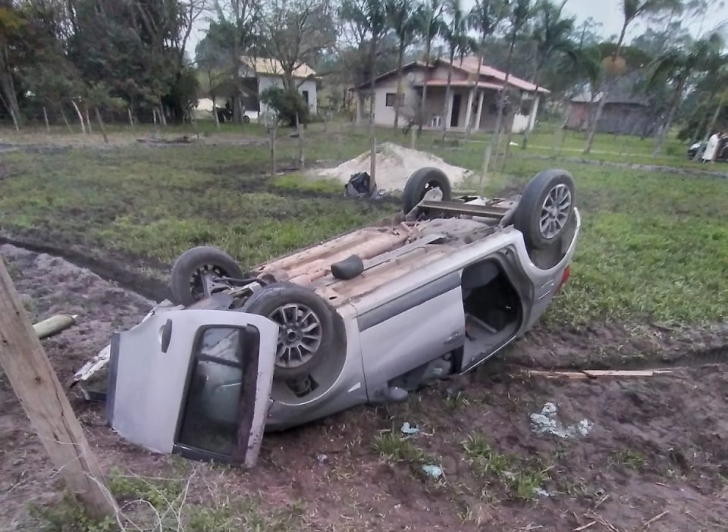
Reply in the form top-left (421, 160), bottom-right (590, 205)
top-left (1, 122), bottom-right (725, 327)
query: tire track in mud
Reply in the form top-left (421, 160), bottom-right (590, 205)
top-left (0, 235), bottom-right (169, 302)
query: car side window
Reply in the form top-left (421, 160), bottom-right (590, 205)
top-left (176, 327), bottom-right (247, 458)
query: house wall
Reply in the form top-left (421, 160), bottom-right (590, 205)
top-left (358, 63), bottom-right (542, 132)
top-left (369, 77), bottom-right (421, 126)
top-left (257, 75), bottom-right (318, 116)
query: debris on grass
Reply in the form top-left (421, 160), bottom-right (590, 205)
top-left (314, 142), bottom-right (474, 192)
top-left (421, 464), bottom-right (443, 479)
top-left (400, 422), bottom-right (420, 436)
top-left (527, 369), bottom-right (676, 379)
top-left (530, 402), bottom-right (593, 439)
top-left (316, 454), bottom-right (329, 465)
top-left (34, 314), bottom-right (77, 339)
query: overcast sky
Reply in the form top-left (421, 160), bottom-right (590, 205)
top-left (188, 0), bottom-right (728, 58)
top-left (558, 0), bottom-right (727, 40)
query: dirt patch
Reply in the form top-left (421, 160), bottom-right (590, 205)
top-left (0, 235), bottom-right (169, 302)
top-left (0, 246), bottom-right (726, 531)
top-left (511, 321), bottom-right (728, 370)
top-left (314, 142), bottom-right (475, 192)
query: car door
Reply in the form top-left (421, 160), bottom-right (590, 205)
top-left (108, 309), bottom-right (278, 468)
top-left (357, 272), bottom-right (465, 397)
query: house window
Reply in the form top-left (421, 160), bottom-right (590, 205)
top-left (302, 90), bottom-right (309, 104)
top-left (385, 93), bottom-right (405, 107)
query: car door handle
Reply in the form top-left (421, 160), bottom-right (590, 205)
top-left (445, 331), bottom-right (463, 345)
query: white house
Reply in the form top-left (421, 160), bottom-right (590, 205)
top-left (240, 57), bottom-right (318, 116)
top-left (351, 56), bottom-right (549, 133)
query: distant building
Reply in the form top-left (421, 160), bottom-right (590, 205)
top-left (349, 56), bottom-right (549, 133)
top-left (566, 76), bottom-right (655, 136)
top-left (240, 57), bottom-right (318, 116)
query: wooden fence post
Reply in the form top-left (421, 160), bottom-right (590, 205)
top-left (0, 257), bottom-right (118, 519)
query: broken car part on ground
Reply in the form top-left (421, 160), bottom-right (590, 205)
top-left (71, 167), bottom-right (580, 468)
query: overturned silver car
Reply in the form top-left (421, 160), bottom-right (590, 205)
top-left (73, 167), bottom-right (580, 467)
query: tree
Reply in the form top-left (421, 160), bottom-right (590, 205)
top-left (466, 0), bottom-right (509, 135)
top-left (260, 0), bottom-right (336, 90)
top-left (440, 0), bottom-right (469, 140)
top-left (203, 0), bottom-right (261, 123)
top-left (519, 0), bottom-right (575, 149)
top-left (582, 0), bottom-right (684, 154)
top-left (413, 0), bottom-right (445, 132)
top-left (385, 0), bottom-right (419, 128)
top-left (0, 2), bottom-right (26, 128)
top-left (339, 0), bottom-right (388, 192)
top-left (481, 0), bottom-right (532, 181)
top-left (647, 31), bottom-right (724, 157)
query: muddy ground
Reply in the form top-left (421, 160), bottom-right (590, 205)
top-left (0, 244), bottom-right (727, 531)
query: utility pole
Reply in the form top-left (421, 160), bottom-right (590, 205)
top-left (0, 257), bottom-right (118, 519)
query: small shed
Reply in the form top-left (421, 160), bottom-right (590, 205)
top-left (567, 77), bottom-right (654, 137)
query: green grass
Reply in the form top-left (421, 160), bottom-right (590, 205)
top-left (461, 435), bottom-right (549, 501)
top-left (0, 123), bottom-right (726, 328)
top-left (30, 468), bottom-right (305, 532)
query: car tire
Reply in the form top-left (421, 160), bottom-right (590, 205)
top-left (402, 167), bottom-right (452, 215)
top-left (242, 282), bottom-right (336, 379)
top-left (170, 246), bottom-right (244, 307)
top-left (514, 169), bottom-right (575, 250)
top-left (243, 115), bottom-right (251, 124)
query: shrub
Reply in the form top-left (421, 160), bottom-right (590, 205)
top-left (260, 86), bottom-right (310, 127)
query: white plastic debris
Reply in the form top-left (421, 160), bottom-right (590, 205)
top-left (401, 422), bottom-right (421, 435)
top-left (529, 402), bottom-right (593, 438)
top-left (534, 488), bottom-right (551, 498)
top-left (421, 465), bottom-right (443, 479)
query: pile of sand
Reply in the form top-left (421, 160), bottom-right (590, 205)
top-left (315, 142), bottom-right (473, 192)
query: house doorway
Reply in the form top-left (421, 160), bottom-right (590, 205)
top-left (450, 94), bottom-right (462, 128)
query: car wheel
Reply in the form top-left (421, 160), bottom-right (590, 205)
top-left (242, 115), bottom-right (251, 124)
top-left (242, 282), bottom-right (336, 379)
top-left (514, 169), bottom-right (575, 250)
top-left (170, 246), bottom-right (244, 306)
top-left (401, 167), bottom-right (452, 215)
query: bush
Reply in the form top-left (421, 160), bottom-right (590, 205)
top-left (260, 86), bottom-right (309, 127)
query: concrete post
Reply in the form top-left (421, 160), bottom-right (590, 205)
top-left (464, 87), bottom-right (476, 132)
top-left (474, 90), bottom-right (486, 132)
top-left (528, 94), bottom-right (541, 131)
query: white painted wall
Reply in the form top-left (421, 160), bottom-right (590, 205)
top-left (257, 75), bottom-right (318, 116)
top-left (370, 77), bottom-right (419, 126)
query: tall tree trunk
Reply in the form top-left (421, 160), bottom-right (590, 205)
top-left (212, 95), bottom-right (220, 129)
top-left (584, 22), bottom-right (628, 154)
top-left (0, 68), bottom-right (21, 130)
top-left (43, 107), bottom-right (50, 133)
top-left (94, 108), bottom-right (108, 144)
top-left (441, 48), bottom-right (455, 141)
top-left (694, 92), bottom-right (725, 161)
top-left (418, 38), bottom-right (433, 133)
top-left (60, 107), bottom-right (72, 133)
top-left (296, 112), bottom-right (304, 169)
top-left (652, 81), bottom-right (684, 158)
top-left (85, 107), bottom-right (93, 134)
top-left (520, 67), bottom-right (542, 150)
top-left (368, 33), bottom-right (378, 194)
top-left (158, 97), bottom-right (167, 126)
top-left (70, 100), bottom-right (86, 134)
top-left (480, 36), bottom-right (516, 188)
top-left (465, 51), bottom-right (485, 138)
top-left (128, 107), bottom-right (135, 130)
top-left (393, 42), bottom-right (405, 129)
